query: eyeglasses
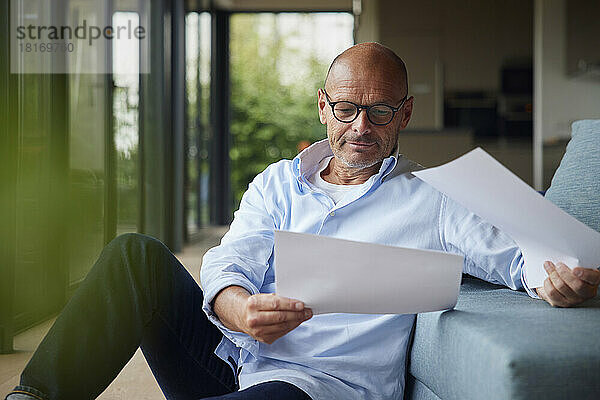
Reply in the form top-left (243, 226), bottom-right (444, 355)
top-left (323, 89), bottom-right (407, 126)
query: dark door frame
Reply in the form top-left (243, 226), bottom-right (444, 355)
top-left (0, 0), bottom-right (16, 354)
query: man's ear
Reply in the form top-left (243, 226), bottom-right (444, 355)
top-left (398, 96), bottom-right (414, 129)
top-left (317, 88), bottom-right (327, 125)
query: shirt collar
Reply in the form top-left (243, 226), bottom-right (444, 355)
top-left (292, 139), bottom-right (423, 185)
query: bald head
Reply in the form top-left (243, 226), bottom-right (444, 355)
top-left (324, 42), bottom-right (408, 96)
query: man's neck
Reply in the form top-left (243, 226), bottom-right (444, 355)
top-left (321, 157), bottom-right (382, 185)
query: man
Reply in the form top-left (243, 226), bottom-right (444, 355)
top-left (7, 43), bottom-right (599, 400)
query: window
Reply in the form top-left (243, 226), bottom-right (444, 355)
top-left (113, 11), bottom-right (141, 235)
top-left (185, 11), bottom-right (211, 237)
top-left (229, 13), bottom-right (354, 209)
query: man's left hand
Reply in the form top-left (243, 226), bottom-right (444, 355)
top-left (536, 261), bottom-right (600, 307)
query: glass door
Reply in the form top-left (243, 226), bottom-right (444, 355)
top-left (185, 11), bottom-right (212, 240)
top-left (113, 9), bottom-right (141, 236)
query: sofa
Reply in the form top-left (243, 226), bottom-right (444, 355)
top-left (404, 120), bottom-right (600, 400)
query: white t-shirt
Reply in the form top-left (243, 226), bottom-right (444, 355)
top-left (308, 156), bottom-right (368, 204)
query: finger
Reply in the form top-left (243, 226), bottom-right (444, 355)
top-left (557, 263), bottom-right (600, 300)
top-left (260, 318), bottom-right (304, 335)
top-left (551, 262), bottom-right (584, 300)
top-left (255, 319), bottom-right (307, 344)
top-left (544, 262), bottom-right (580, 303)
top-left (249, 294), bottom-right (305, 312)
top-left (537, 286), bottom-right (558, 306)
top-left (261, 294), bottom-right (305, 311)
top-left (254, 309), bottom-right (312, 326)
top-left (245, 311), bottom-right (300, 329)
top-left (543, 274), bottom-right (570, 307)
top-left (572, 267), bottom-right (600, 286)
top-left (535, 286), bottom-right (547, 301)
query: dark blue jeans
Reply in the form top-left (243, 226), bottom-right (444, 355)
top-left (10, 233), bottom-right (311, 400)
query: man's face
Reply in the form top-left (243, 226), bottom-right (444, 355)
top-left (318, 63), bottom-right (413, 169)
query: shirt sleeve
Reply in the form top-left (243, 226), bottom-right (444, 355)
top-left (439, 193), bottom-right (537, 297)
top-left (200, 171), bottom-right (276, 359)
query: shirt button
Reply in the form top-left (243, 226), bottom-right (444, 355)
top-left (329, 211), bottom-right (335, 217)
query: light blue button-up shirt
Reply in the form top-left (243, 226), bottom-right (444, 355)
top-left (200, 139), bottom-right (528, 400)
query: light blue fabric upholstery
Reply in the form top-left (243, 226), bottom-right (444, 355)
top-left (545, 119), bottom-right (600, 232)
top-left (407, 277), bottom-right (600, 400)
top-left (405, 374), bottom-right (442, 400)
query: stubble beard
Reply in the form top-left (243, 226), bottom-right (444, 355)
top-left (335, 151), bottom-right (383, 169)
top-left (333, 137), bottom-right (385, 169)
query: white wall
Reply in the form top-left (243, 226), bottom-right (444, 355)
top-left (533, 0), bottom-right (600, 188)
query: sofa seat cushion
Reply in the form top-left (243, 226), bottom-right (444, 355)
top-left (407, 277), bottom-right (600, 400)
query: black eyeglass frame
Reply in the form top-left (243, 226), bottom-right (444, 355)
top-left (322, 89), bottom-right (408, 126)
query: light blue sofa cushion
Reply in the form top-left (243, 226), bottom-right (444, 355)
top-left (408, 277), bottom-right (600, 400)
top-left (545, 119), bottom-right (600, 232)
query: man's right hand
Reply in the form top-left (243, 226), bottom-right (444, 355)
top-left (213, 286), bottom-right (312, 344)
top-left (241, 293), bottom-right (313, 344)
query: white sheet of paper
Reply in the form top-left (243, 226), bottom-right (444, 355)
top-left (413, 147), bottom-right (600, 288)
top-left (274, 230), bottom-right (464, 315)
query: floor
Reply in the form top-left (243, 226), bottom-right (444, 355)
top-left (0, 227), bottom-right (228, 400)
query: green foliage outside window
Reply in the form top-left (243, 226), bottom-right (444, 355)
top-left (229, 14), bottom-right (330, 209)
